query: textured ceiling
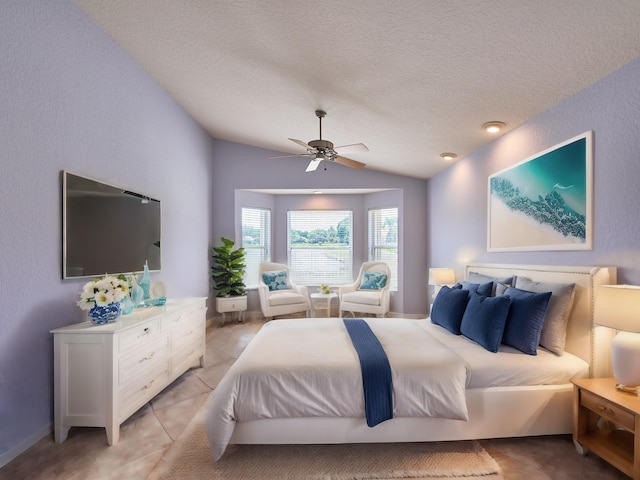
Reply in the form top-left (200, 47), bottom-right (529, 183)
top-left (73, 0), bottom-right (640, 179)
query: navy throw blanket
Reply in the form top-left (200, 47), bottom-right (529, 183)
top-left (343, 318), bottom-right (393, 427)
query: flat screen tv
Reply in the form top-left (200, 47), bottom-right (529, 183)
top-left (62, 171), bottom-right (161, 279)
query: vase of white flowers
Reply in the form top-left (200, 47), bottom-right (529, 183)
top-left (77, 274), bottom-right (129, 324)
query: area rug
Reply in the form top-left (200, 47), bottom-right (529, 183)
top-left (147, 407), bottom-right (503, 480)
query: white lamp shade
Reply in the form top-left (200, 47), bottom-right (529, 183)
top-left (594, 285), bottom-right (640, 332)
top-left (595, 284), bottom-right (640, 387)
top-left (428, 268), bottom-right (455, 286)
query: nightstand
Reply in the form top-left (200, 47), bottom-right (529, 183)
top-left (573, 378), bottom-right (640, 479)
top-left (216, 295), bottom-right (247, 326)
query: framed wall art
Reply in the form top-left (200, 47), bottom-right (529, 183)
top-left (487, 131), bottom-right (592, 252)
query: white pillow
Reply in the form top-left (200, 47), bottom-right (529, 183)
top-left (514, 278), bottom-right (576, 355)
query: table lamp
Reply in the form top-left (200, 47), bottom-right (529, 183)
top-left (428, 268), bottom-right (455, 302)
top-left (594, 284), bottom-right (640, 394)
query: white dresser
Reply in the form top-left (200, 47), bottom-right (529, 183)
top-left (51, 297), bottom-right (207, 445)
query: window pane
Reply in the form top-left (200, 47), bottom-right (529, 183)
top-left (242, 207), bottom-right (271, 287)
top-left (288, 210), bottom-right (353, 285)
top-left (368, 208), bottom-right (398, 290)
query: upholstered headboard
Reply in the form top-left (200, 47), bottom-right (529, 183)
top-left (465, 263), bottom-right (617, 377)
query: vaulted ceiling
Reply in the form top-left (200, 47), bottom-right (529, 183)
top-left (74, 1), bottom-right (640, 179)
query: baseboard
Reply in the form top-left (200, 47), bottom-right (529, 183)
top-left (0, 423), bottom-right (52, 468)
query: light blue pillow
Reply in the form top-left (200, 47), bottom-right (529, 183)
top-left (262, 270), bottom-right (289, 291)
top-left (359, 272), bottom-right (388, 290)
top-left (502, 287), bottom-right (552, 355)
top-left (430, 286), bottom-right (470, 335)
top-left (460, 293), bottom-right (511, 353)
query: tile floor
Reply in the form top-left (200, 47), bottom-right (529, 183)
top-left (0, 316), bottom-right (628, 480)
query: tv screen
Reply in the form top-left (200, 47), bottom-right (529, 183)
top-left (62, 171), bottom-right (161, 279)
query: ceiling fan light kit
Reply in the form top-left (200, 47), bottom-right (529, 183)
top-left (268, 110), bottom-right (368, 172)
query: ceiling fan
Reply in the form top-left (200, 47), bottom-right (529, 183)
top-left (269, 110), bottom-right (368, 172)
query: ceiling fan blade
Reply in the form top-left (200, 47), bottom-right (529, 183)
top-left (333, 156), bottom-right (366, 169)
top-left (334, 143), bottom-right (369, 155)
top-left (268, 153), bottom-right (310, 159)
top-left (289, 138), bottom-right (313, 150)
top-left (305, 158), bottom-right (322, 172)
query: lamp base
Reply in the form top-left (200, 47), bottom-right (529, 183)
top-left (612, 331), bottom-right (640, 389)
top-left (615, 383), bottom-right (640, 395)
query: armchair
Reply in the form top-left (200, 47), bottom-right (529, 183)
top-left (339, 261), bottom-right (391, 317)
top-left (258, 262), bottom-right (310, 320)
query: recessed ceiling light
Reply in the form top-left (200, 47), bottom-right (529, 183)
top-left (313, 190), bottom-right (323, 194)
top-left (482, 121), bottom-right (506, 133)
top-left (440, 152), bottom-right (457, 161)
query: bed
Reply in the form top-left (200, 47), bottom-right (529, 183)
top-left (205, 263), bottom-right (617, 461)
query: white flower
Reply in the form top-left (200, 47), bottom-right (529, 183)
top-left (76, 274), bottom-right (131, 310)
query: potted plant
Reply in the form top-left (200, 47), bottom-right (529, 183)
top-left (211, 237), bottom-right (246, 297)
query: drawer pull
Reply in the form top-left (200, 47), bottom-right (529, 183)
top-left (137, 327), bottom-right (151, 339)
top-left (597, 405), bottom-right (615, 415)
top-left (142, 380), bottom-right (155, 391)
top-left (139, 351), bottom-right (156, 363)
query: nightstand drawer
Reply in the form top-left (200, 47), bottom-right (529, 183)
top-left (581, 389), bottom-right (635, 432)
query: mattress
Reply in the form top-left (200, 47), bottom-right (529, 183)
top-left (420, 320), bottom-right (589, 388)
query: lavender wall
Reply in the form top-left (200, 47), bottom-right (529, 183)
top-left (210, 139), bottom-right (428, 316)
top-left (0, 1), bottom-right (214, 463)
top-left (428, 57), bottom-right (640, 284)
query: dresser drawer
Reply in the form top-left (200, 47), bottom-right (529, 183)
top-left (119, 360), bottom-right (171, 420)
top-left (119, 319), bottom-right (161, 353)
top-left (581, 389), bottom-right (635, 432)
top-left (172, 336), bottom-right (203, 376)
top-left (119, 335), bottom-right (170, 387)
top-left (161, 304), bottom-right (204, 330)
top-left (172, 316), bottom-right (203, 351)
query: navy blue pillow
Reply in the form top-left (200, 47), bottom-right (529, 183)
top-left (430, 286), bottom-right (470, 335)
top-left (460, 293), bottom-right (511, 353)
top-left (502, 287), bottom-right (552, 355)
top-left (459, 280), bottom-right (493, 297)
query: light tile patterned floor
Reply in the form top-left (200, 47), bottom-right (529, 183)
top-left (0, 317), bottom-right (627, 479)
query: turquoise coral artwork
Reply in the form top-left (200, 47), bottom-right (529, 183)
top-left (487, 131), bottom-right (592, 252)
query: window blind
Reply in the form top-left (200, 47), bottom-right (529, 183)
top-left (368, 207), bottom-right (398, 290)
top-left (287, 210), bottom-right (353, 285)
top-left (242, 207), bottom-right (271, 287)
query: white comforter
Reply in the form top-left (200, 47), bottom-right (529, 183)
top-left (205, 318), bottom-right (470, 460)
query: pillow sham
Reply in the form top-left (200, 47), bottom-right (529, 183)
top-left (468, 272), bottom-right (515, 296)
top-left (359, 271), bottom-right (388, 290)
top-left (514, 278), bottom-right (576, 355)
top-left (262, 270), bottom-right (290, 291)
top-left (459, 280), bottom-right (493, 297)
top-left (502, 286), bottom-right (552, 355)
top-left (460, 293), bottom-right (511, 353)
top-left (430, 286), bottom-right (470, 335)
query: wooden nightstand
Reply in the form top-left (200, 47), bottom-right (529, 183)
top-left (573, 378), bottom-right (640, 479)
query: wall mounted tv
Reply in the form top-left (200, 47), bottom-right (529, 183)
top-left (62, 171), bottom-right (161, 279)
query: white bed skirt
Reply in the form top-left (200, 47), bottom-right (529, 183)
top-left (229, 384), bottom-right (573, 445)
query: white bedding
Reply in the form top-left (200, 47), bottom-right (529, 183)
top-left (205, 317), bottom-right (470, 460)
top-left (420, 321), bottom-right (589, 388)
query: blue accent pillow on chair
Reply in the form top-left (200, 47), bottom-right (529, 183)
top-left (430, 286), bottom-right (470, 335)
top-left (262, 270), bottom-right (290, 291)
top-left (502, 287), bottom-right (552, 355)
top-left (359, 272), bottom-right (388, 290)
top-left (460, 293), bottom-right (511, 353)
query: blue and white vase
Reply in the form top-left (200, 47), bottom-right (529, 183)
top-left (88, 302), bottom-right (121, 325)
